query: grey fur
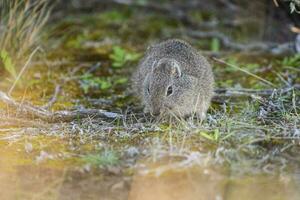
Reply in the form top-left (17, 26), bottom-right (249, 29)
top-left (131, 39), bottom-right (214, 119)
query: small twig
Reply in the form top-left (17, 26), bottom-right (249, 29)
top-left (214, 85), bottom-right (299, 97)
top-left (273, 0), bottom-right (279, 7)
top-left (219, 0), bottom-right (239, 11)
top-left (79, 98), bottom-right (114, 108)
top-left (186, 30), bottom-right (294, 54)
top-left (0, 91), bottom-right (53, 120)
top-left (86, 62), bottom-right (101, 74)
top-left (42, 84), bottom-right (61, 110)
top-left (214, 85), bottom-right (300, 96)
top-left (0, 117), bottom-right (48, 128)
top-left (0, 91), bottom-right (122, 123)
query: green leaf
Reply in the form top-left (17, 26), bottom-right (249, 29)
top-left (115, 77), bottom-right (128, 84)
top-left (0, 50), bottom-right (17, 78)
top-left (199, 131), bottom-right (215, 141)
top-left (214, 129), bottom-right (220, 141)
top-left (99, 79), bottom-right (112, 90)
top-left (211, 38), bottom-right (220, 52)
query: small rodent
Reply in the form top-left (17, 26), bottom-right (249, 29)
top-left (132, 39), bottom-right (214, 119)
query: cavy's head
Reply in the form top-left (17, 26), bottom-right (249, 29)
top-left (143, 58), bottom-right (184, 116)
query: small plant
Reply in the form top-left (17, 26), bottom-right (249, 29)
top-left (79, 73), bottom-right (112, 94)
top-left (109, 46), bottom-right (141, 68)
top-left (83, 151), bottom-right (119, 167)
top-left (79, 73), bottom-right (128, 94)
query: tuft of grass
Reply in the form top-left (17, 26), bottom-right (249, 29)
top-left (82, 151), bottom-right (119, 167)
top-left (0, 0), bottom-right (50, 78)
top-left (280, 54), bottom-right (300, 67)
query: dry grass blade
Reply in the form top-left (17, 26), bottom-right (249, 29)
top-left (0, 0), bottom-right (51, 78)
top-left (213, 57), bottom-right (276, 87)
top-left (8, 46), bottom-right (41, 95)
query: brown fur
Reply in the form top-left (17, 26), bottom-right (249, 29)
top-left (132, 39), bottom-right (214, 118)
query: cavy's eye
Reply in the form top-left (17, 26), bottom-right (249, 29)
top-left (147, 86), bottom-right (150, 94)
top-left (166, 86), bottom-right (173, 96)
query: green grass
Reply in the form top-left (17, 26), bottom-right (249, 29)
top-left (210, 38), bottom-right (220, 52)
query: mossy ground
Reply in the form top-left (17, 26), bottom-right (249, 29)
top-left (0, 8), bottom-right (299, 200)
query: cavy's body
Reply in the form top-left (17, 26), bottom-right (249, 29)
top-left (132, 39), bottom-right (214, 119)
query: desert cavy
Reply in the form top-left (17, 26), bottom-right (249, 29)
top-left (132, 39), bottom-right (214, 119)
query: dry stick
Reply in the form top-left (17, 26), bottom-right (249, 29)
top-left (0, 91), bottom-right (53, 121)
top-left (212, 57), bottom-right (276, 87)
top-left (8, 47), bottom-right (40, 95)
top-left (214, 85), bottom-right (300, 96)
top-left (186, 30), bottom-right (294, 54)
top-left (187, 30), bottom-right (269, 51)
top-left (0, 117), bottom-right (48, 128)
top-left (212, 85), bottom-right (300, 103)
top-left (0, 91), bottom-right (122, 123)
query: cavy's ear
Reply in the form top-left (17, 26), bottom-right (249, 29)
top-left (170, 60), bottom-right (182, 78)
top-left (153, 58), bottom-right (182, 77)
